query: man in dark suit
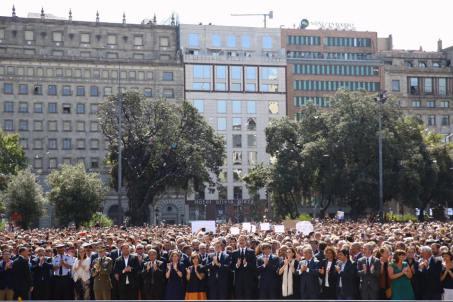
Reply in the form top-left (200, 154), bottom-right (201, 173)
top-left (357, 242), bottom-right (381, 300)
top-left (257, 242), bottom-right (280, 299)
top-left (207, 240), bottom-right (231, 300)
top-left (180, 245), bottom-right (192, 268)
top-left (12, 246), bottom-right (33, 300)
top-left (31, 247), bottom-right (53, 300)
top-left (113, 243), bottom-right (140, 300)
top-left (298, 246), bottom-right (320, 299)
top-left (417, 245), bottom-right (443, 300)
top-left (336, 248), bottom-right (359, 300)
top-left (231, 235), bottom-right (257, 299)
top-left (140, 249), bottom-right (165, 300)
top-left (315, 241), bottom-right (327, 262)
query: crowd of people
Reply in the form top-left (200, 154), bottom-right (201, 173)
top-left (0, 219), bottom-right (452, 300)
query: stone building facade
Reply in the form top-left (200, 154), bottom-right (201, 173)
top-left (0, 12), bottom-right (184, 225)
top-left (179, 24), bottom-right (287, 222)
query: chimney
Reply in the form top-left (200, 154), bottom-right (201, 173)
top-left (437, 39), bottom-right (443, 52)
top-left (388, 34), bottom-right (393, 50)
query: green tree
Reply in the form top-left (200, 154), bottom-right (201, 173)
top-left (4, 169), bottom-right (44, 229)
top-left (0, 130), bottom-right (27, 190)
top-left (48, 164), bottom-right (106, 228)
top-left (98, 92), bottom-right (225, 225)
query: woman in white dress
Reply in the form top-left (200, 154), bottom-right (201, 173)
top-left (72, 246), bottom-right (91, 300)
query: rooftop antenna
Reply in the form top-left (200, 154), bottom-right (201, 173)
top-left (231, 10), bottom-right (273, 28)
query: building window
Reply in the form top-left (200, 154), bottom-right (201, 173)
top-left (438, 78), bottom-right (447, 96)
top-left (76, 103), bottom-right (85, 114)
top-left (76, 86), bottom-right (85, 96)
top-left (212, 35), bottom-right (221, 47)
top-left (63, 121), bottom-right (71, 131)
top-left (62, 85), bottom-right (72, 96)
top-left (90, 158), bottom-right (100, 169)
top-left (48, 85), bottom-right (57, 96)
top-left (104, 87), bottom-right (113, 96)
top-left (427, 115), bottom-right (436, 126)
top-left (392, 80), bottom-right (400, 92)
top-left (233, 168), bottom-right (242, 182)
top-left (90, 139), bottom-right (100, 150)
top-left (215, 83), bottom-right (226, 91)
top-left (18, 84), bottom-right (28, 95)
top-left (241, 35), bottom-right (251, 49)
top-left (48, 103), bottom-right (57, 113)
top-left (248, 151), bottom-right (257, 165)
top-left (262, 36), bottom-right (272, 49)
top-left (89, 104), bottom-right (99, 114)
top-left (411, 100), bottom-right (421, 108)
top-left (246, 83), bottom-right (256, 92)
top-left (33, 158), bottom-right (43, 169)
top-left (163, 89), bottom-right (174, 98)
top-left (63, 138), bottom-right (72, 150)
top-left (33, 103), bottom-right (43, 113)
top-left (192, 82), bottom-right (210, 90)
top-left (427, 100), bottom-right (436, 108)
top-left (107, 34), bottom-right (117, 45)
top-left (247, 134), bottom-right (256, 147)
top-left (49, 158), bottom-right (58, 169)
top-left (52, 32), bottom-right (63, 42)
top-left (193, 65), bottom-right (211, 79)
top-left (409, 77), bottom-right (419, 95)
top-left (231, 66), bottom-right (242, 80)
top-left (133, 35), bottom-right (143, 46)
top-left (144, 88), bottom-right (152, 97)
top-left (76, 121), bottom-right (85, 132)
top-left (217, 100), bottom-right (227, 113)
top-left (3, 83), bottom-right (13, 94)
top-left (188, 33), bottom-right (200, 47)
top-left (163, 72), bottom-right (173, 81)
top-left (80, 33), bottom-right (90, 43)
top-left (24, 30), bottom-right (34, 41)
top-left (418, 61), bottom-right (426, 68)
top-left (233, 151), bottom-right (242, 165)
top-left (441, 115), bottom-right (450, 126)
top-left (4, 101), bottom-right (14, 112)
top-left (33, 120), bottom-right (43, 131)
top-left (3, 120), bottom-right (13, 131)
top-left (88, 121), bottom-right (98, 132)
top-left (48, 121), bottom-right (58, 131)
top-left (232, 117), bottom-right (241, 131)
top-left (439, 101), bottom-right (449, 108)
top-left (233, 134), bottom-right (242, 148)
top-left (247, 101), bottom-right (256, 114)
top-left (48, 138), bottom-right (57, 150)
top-left (19, 120), bottom-right (28, 131)
top-left (193, 100), bottom-right (204, 112)
top-left (76, 139), bottom-right (86, 150)
top-left (215, 65), bottom-right (227, 79)
top-left (62, 104), bottom-right (71, 114)
top-left (233, 186), bottom-right (243, 199)
top-left (217, 118), bottom-right (227, 131)
top-left (160, 37), bottom-right (169, 47)
top-left (90, 86), bottom-right (99, 97)
top-left (19, 138), bottom-right (28, 149)
top-left (247, 118), bottom-right (256, 131)
top-left (245, 67), bottom-right (257, 80)
top-left (18, 102), bottom-right (28, 113)
top-left (424, 78), bottom-right (433, 94)
top-left (232, 101), bottom-right (241, 113)
top-left (227, 35), bottom-right (236, 48)
top-left (62, 158), bottom-right (72, 165)
top-left (33, 139), bottom-right (43, 150)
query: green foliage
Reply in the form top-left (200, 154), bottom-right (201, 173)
top-left (83, 212), bottom-right (113, 228)
top-left (0, 220), bottom-right (5, 231)
top-left (385, 213), bottom-right (417, 222)
top-left (48, 164), bottom-right (106, 228)
top-left (297, 213), bottom-right (312, 221)
top-left (98, 92), bottom-right (225, 225)
top-left (4, 169), bottom-right (44, 229)
top-left (244, 90), bottom-right (453, 220)
top-left (0, 130), bottom-right (26, 190)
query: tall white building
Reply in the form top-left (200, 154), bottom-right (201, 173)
top-left (179, 24), bottom-right (286, 222)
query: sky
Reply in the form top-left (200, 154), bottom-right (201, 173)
top-left (1, 0), bottom-right (451, 51)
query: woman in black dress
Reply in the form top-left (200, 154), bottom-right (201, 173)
top-left (164, 250), bottom-right (185, 300)
top-left (185, 252), bottom-right (207, 300)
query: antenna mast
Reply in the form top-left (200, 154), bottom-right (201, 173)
top-left (231, 10), bottom-right (273, 28)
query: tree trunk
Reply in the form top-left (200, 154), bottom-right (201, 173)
top-left (418, 207), bottom-right (425, 222)
top-left (319, 196), bottom-right (332, 218)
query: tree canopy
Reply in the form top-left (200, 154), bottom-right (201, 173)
top-left (4, 169), bottom-right (44, 229)
top-left (98, 92), bottom-right (225, 225)
top-left (0, 130), bottom-right (26, 190)
top-left (245, 90), bottom-right (453, 220)
top-left (48, 164), bottom-right (106, 228)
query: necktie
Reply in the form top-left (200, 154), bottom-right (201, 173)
top-left (59, 256), bottom-right (63, 276)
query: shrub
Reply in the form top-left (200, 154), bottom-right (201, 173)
top-left (83, 212), bottom-right (113, 228)
top-left (297, 213), bottom-right (312, 221)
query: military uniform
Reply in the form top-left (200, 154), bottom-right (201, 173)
top-left (91, 256), bottom-right (113, 300)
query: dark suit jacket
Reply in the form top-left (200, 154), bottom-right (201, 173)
top-left (257, 254), bottom-right (280, 291)
top-left (109, 249), bottom-right (120, 261)
top-left (12, 256), bottom-right (32, 293)
top-left (113, 255), bottom-right (140, 289)
top-left (315, 250), bottom-right (326, 262)
top-left (319, 259), bottom-right (339, 288)
top-left (231, 248), bottom-right (257, 285)
top-left (337, 260), bottom-right (359, 299)
top-left (298, 257), bottom-right (320, 298)
top-left (140, 260), bottom-right (165, 299)
top-left (417, 256), bottom-right (443, 299)
top-left (30, 257), bottom-right (53, 285)
top-left (207, 252), bottom-right (231, 290)
top-left (357, 256), bottom-right (381, 298)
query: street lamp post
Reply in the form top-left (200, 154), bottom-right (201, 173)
top-left (375, 91), bottom-right (388, 221)
top-left (116, 63), bottom-right (124, 225)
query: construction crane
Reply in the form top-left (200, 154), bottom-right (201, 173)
top-left (231, 10), bottom-right (273, 28)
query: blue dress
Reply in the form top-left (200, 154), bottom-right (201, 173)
top-left (164, 263), bottom-right (186, 300)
